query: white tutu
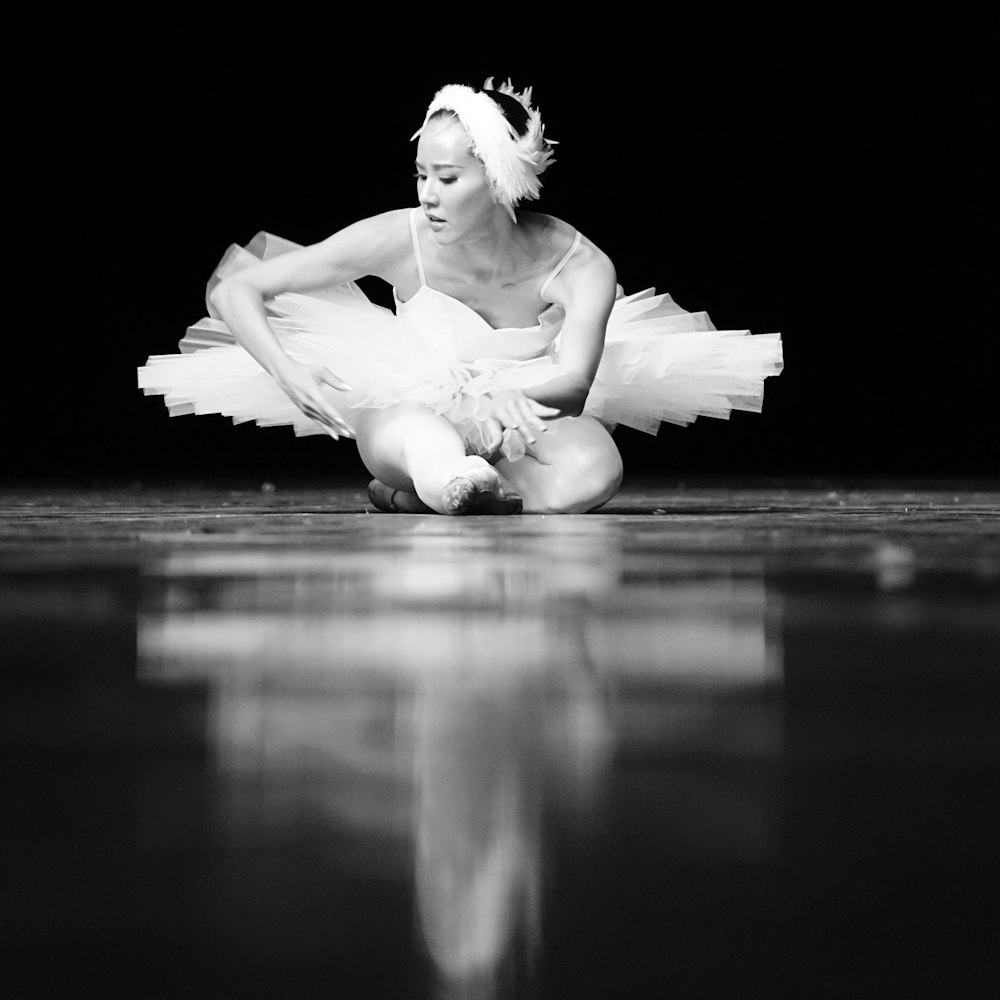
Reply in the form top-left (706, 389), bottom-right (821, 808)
top-left (138, 229), bottom-right (783, 462)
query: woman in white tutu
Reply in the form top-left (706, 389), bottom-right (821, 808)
top-left (138, 79), bottom-right (782, 515)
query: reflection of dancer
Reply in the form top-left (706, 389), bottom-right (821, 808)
top-left (413, 670), bottom-right (613, 1000)
top-left (394, 523), bottom-right (619, 998)
top-left (415, 687), bottom-right (543, 997)
top-left (138, 79), bottom-right (782, 515)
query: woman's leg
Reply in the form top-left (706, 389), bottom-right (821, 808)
top-left (495, 416), bottom-right (623, 514)
top-left (355, 405), bottom-right (519, 515)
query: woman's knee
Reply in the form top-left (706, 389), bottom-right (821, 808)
top-left (527, 438), bottom-right (623, 514)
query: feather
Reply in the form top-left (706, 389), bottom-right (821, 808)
top-left (411, 80), bottom-right (556, 221)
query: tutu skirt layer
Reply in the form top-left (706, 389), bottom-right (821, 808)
top-left (138, 233), bottom-right (783, 461)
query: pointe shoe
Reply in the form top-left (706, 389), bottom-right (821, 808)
top-left (368, 479), bottom-right (402, 512)
top-left (367, 480), bottom-right (435, 514)
top-left (442, 457), bottom-right (523, 516)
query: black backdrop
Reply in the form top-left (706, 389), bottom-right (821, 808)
top-left (12, 12), bottom-right (994, 484)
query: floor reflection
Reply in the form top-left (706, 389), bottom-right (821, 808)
top-left (136, 518), bottom-right (783, 997)
top-left (8, 485), bottom-right (997, 996)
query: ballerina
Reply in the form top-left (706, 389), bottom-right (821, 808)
top-left (138, 78), bottom-right (782, 514)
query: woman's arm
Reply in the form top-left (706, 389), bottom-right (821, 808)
top-left (525, 242), bottom-right (617, 415)
top-left (485, 242), bottom-right (617, 444)
top-left (209, 210), bottom-right (409, 434)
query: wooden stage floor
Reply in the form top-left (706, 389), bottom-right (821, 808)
top-left (2, 481), bottom-right (998, 998)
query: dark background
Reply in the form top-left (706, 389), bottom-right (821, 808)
top-left (11, 12), bottom-right (994, 484)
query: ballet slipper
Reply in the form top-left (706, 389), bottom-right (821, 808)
top-left (441, 457), bottom-right (523, 516)
top-left (367, 480), bottom-right (435, 514)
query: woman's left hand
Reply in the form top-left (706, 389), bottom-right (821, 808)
top-left (484, 390), bottom-right (561, 450)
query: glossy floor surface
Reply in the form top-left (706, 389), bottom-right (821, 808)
top-left (2, 482), bottom-right (999, 999)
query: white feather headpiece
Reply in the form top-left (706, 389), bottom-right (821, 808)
top-left (411, 77), bottom-right (557, 222)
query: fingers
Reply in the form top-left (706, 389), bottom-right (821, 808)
top-left (485, 418), bottom-right (504, 453)
top-left (301, 398), bottom-right (351, 437)
top-left (531, 401), bottom-right (562, 419)
top-left (281, 365), bottom-right (353, 437)
top-left (306, 368), bottom-right (353, 435)
top-left (308, 412), bottom-right (350, 438)
top-left (494, 396), bottom-right (560, 444)
top-left (316, 367), bottom-right (353, 392)
top-left (325, 413), bottom-right (352, 437)
top-left (498, 410), bottom-right (540, 443)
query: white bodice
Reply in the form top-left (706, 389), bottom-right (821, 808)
top-left (392, 284), bottom-right (565, 363)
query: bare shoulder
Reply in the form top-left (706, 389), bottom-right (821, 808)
top-left (523, 212), bottom-right (616, 306)
top-left (523, 211), bottom-right (614, 271)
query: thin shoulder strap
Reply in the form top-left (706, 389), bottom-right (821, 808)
top-left (408, 208), bottom-right (428, 287)
top-left (539, 231), bottom-right (583, 300)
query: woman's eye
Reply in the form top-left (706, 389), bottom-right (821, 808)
top-left (413, 173), bottom-right (455, 184)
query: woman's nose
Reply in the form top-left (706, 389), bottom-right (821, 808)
top-left (419, 178), bottom-right (438, 206)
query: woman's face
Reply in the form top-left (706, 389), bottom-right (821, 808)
top-left (414, 117), bottom-right (498, 244)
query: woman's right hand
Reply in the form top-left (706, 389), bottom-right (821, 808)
top-left (276, 361), bottom-right (354, 438)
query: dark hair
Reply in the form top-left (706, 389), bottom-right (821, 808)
top-left (482, 89), bottom-right (530, 137)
